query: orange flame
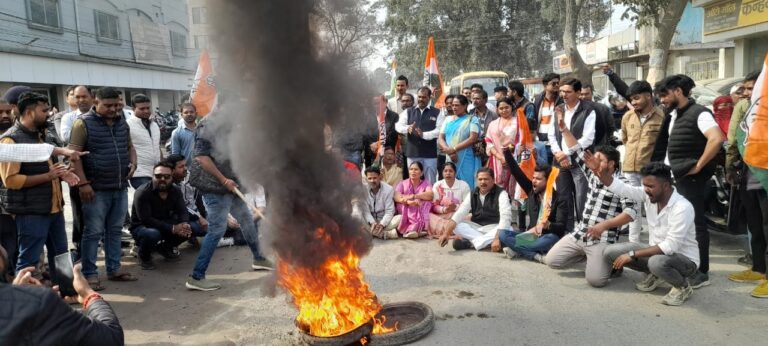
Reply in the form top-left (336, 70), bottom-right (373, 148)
top-left (277, 227), bottom-right (397, 337)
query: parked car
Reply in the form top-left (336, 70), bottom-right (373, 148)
top-left (698, 77), bottom-right (744, 96)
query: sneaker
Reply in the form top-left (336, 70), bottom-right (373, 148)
top-left (661, 285), bottom-right (693, 306)
top-left (688, 272), bottom-right (711, 289)
top-left (140, 259), bottom-right (156, 270)
top-left (737, 254), bottom-right (753, 267)
top-left (252, 259), bottom-right (275, 271)
top-left (452, 239), bottom-right (473, 251)
top-left (186, 277), bottom-right (221, 291)
top-left (217, 237), bottom-right (235, 247)
top-left (403, 231), bottom-right (419, 239)
top-left (384, 229), bottom-right (399, 240)
top-left (636, 274), bottom-right (665, 292)
top-left (728, 269), bottom-right (766, 283)
top-left (533, 253), bottom-right (546, 264)
top-left (751, 280), bottom-right (768, 298)
top-left (502, 247), bottom-right (518, 259)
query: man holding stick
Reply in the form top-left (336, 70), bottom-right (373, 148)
top-left (185, 119), bottom-right (273, 291)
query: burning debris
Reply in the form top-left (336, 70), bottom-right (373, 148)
top-left (206, 1), bottom-right (432, 344)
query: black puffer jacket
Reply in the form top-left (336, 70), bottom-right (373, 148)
top-left (0, 284), bottom-right (124, 346)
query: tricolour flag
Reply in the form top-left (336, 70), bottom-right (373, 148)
top-left (387, 58), bottom-right (397, 99)
top-left (190, 50), bottom-right (217, 117)
top-left (422, 37), bottom-right (446, 108)
top-left (738, 50), bottom-right (768, 191)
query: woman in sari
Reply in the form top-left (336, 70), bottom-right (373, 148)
top-left (428, 163), bottom-right (471, 238)
top-left (485, 97), bottom-right (518, 197)
top-left (713, 95), bottom-right (733, 140)
top-left (394, 161), bottom-right (434, 238)
top-left (439, 95), bottom-right (481, 189)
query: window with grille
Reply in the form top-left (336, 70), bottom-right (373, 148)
top-left (95, 10), bottom-right (120, 41)
top-left (27, 0), bottom-right (61, 30)
top-left (170, 31), bottom-right (187, 57)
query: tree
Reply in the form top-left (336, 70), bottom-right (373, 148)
top-left (313, 0), bottom-right (383, 70)
top-left (539, 0), bottom-right (612, 83)
top-left (613, 0), bottom-right (688, 84)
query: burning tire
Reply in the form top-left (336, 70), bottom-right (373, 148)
top-left (369, 301), bottom-right (434, 346)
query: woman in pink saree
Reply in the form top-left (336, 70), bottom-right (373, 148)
top-left (485, 97), bottom-right (519, 196)
top-left (428, 162), bottom-right (471, 238)
top-left (394, 161), bottom-right (434, 238)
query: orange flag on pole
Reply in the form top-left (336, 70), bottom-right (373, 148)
top-left (190, 50), bottom-right (217, 117)
top-left (423, 37), bottom-right (446, 108)
top-left (514, 107), bottom-right (536, 200)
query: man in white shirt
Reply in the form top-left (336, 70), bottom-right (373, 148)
top-left (395, 88), bottom-right (445, 184)
top-left (353, 167), bottom-right (399, 239)
top-left (59, 85), bottom-right (93, 144)
top-left (126, 94), bottom-right (162, 189)
top-left (600, 162), bottom-right (699, 306)
top-left (548, 77), bottom-right (596, 225)
top-left (438, 168), bottom-right (512, 251)
top-left (654, 74), bottom-right (723, 289)
top-left (387, 75), bottom-right (409, 114)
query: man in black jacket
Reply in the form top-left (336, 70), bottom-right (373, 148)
top-left (652, 75), bottom-right (724, 289)
top-left (499, 148), bottom-right (572, 263)
top-left (130, 162), bottom-right (204, 270)
top-left (0, 245), bottom-right (124, 345)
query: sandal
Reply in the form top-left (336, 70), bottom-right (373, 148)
top-left (87, 277), bottom-right (106, 291)
top-left (107, 272), bottom-right (138, 282)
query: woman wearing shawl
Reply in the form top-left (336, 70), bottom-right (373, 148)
top-left (497, 148), bottom-right (570, 263)
top-left (394, 161), bottom-right (434, 238)
top-left (485, 97), bottom-right (519, 197)
top-left (428, 163), bottom-right (471, 238)
top-left (713, 96), bottom-right (734, 140)
top-left (438, 95), bottom-right (481, 189)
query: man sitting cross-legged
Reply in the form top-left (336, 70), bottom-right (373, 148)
top-left (600, 162), bottom-right (699, 306)
top-left (353, 166), bottom-right (400, 239)
top-left (438, 168), bottom-right (512, 251)
top-left (130, 161), bottom-right (205, 270)
top-left (544, 108), bottom-right (638, 287)
top-left (498, 147), bottom-right (572, 263)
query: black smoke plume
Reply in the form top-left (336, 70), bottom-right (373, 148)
top-left (206, 1), bottom-right (375, 285)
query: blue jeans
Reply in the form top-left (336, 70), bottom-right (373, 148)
top-left (191, 192), bottom-right (265, 280)
top-left (498, 230), bottom-right (559, 260)
top-left (15, 212), bottom-right (67, 273)
top-left (132, 222), bottom-right (206, 261)
top-left (81, 189), bottom-right (128, 278)
top-left (534, 140), bottom-right (549, 166)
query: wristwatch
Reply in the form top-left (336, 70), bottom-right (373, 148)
top-left (627, 250), bottom-right (636, 260)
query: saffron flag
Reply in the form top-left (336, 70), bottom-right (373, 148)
top-left (190, 50), bottom-right (217, 117)
top-left (387, 58), bottom-right (398, 98)
top-left (537, 166), bottom-right (560, 226)
top-left (738, 50), bottom-right (768, 191)
top-left (422, 37), bottom-right (446, 108)
top-left (514, 107), bottom-right (537, 200)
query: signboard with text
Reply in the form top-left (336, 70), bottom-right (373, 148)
top-left (704, 0), bottom-right (768, 35)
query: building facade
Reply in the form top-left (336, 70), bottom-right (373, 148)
top-left (0, 0), bottom-right (194, 112)
top-left (693, 0), bottom-right (768, 77)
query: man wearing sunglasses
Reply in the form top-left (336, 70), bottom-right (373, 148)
top-left (129, 161), bottom-right (200, 270)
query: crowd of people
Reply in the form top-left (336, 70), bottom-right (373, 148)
top-left (0, 65), bottom-right (764, 343)
top-left (352, 68), bottom-right (767, 306)
top-left (0, 84), bottom-right (272, 343)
